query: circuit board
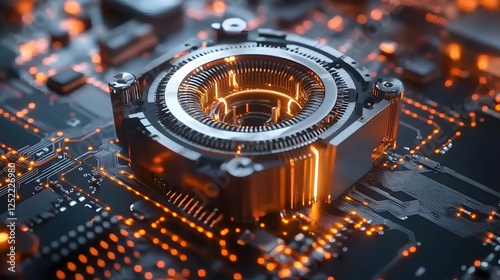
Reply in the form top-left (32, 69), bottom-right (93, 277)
top-left (1, 0), bottom-right (499, 279)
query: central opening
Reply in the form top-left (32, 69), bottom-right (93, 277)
top-left (178, 55), bottom-right (324, 129)
top-left (209, 89), bottom-right (302, 126)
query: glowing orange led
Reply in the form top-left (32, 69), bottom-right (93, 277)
top-left (327, 16), bottom-right (343, 32)
top-left (144, 272), bottom-right (153, 280)
top-left (357, 14), bottom-right (367, 24)
top-left (370, 9), bottom-right (383, 21)
top-left (266, 263), bottom-right (276, 271)
top-left (477, 55), bottom-right (489, 70)
top-left (447, 44), bottom-right (461, 61)
top-left (64, 1), bottom-right (81, 15)
top-left (56, 270), bottom-right (65, 280)
top-left (134, 265), bottom-right (142, 273)
top-left (0, 232), bottom-right (8, 243)
top-left (212, 0), bottom-right (226, 13)
top-left (458, 0), bottom-right (478, 11)
top-left (379, 41), bottom-right (397, 55)
top-left (67, 262), bottom-right (77, 271)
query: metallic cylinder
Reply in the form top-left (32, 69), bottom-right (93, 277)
top-left (108, 72), bottom-right (141, 141)
top-left (372, 78), bottom-right (404, 148)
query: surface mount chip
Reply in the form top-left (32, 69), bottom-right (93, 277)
top-left (46, 69), bottom-right (86, 94)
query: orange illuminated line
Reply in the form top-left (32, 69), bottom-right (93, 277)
top-left (310, 146), bottom-right (319, 202)
top-left (403, 97), bottom-right (464, 126)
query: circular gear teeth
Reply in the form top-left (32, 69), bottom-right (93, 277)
top-left (110, 25), bottom-right (402, 222)
top-left (154, 44), bottom-right (351, 155)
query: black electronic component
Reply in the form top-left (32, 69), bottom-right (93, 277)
top-left (50, 26), bottom-right (70, 48)
top-left (272, 1), bottom-right (318, 27)
top-left (446, 8), bottom-right (500, 55)
top-left (101, 0), bottom-right (183, 34)
top-left (98, 20), bottom-right (158, 66)
top-left (46, 69), bottom-right (86, 94)
top-left (0, 189), bottom-right (59, 224)
top-left (402, 57), bottom-right (439, 84)
top-left (130, 200), bottom-right (158, 220)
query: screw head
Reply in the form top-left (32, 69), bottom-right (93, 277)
top-left (111, 72), bottom-right (136, 89)
top-left (221, 18), bottom-right (247, 34)
top-left (373, 77), bottom-right (404, 100)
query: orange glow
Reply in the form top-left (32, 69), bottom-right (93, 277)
top-left (59, 18), bottom-right (86, 36)
top-left (425, 13), bottom-right (446, 25)
top-left (35, 73), bottom-right (46, 84)
top-left (266, 263), bottom-right (276, 271)
top-left (447, 44), bottom-right (461, 61)
top-left (86, 266), bottom-right (95, 275)
top-left (379, 41), bottom-right (397, 55)
top-left (56, 270), bottom-right (65, 280)
top-left (310, 146), bottom-right (320, 202)
top-left (78, 254), bottom-right (88, 263)
top-left (370, 9), bottom-right (383, 21)
top-left (197, 31), bottom-right (208, 40)
top-left (444, 80), bottom-right (453, 87)
top-left (357, 14), bottom-right (367, 24)
top-left (89, 247), bottom-right (98, 257)
top-left (402, 250), bottom-right (409, 257)
top-left (95, 259), bottom-right (104, 268)
top-left (212, 1), bottom-right (226, 14)
top-left (327, 16), bottom-right (343, 32)
top-left (477, 55), bottom-right (489, 70)
top-left (64, 1), bottom-right (81, 15)
top-left (474, 260), bottom-right (481, 267)
top-left (481, 0), bottom-right (500, 9)
top-left (0, 232), bottom-right (8, 243)
top-left (132, 265), bottom-right (142, 274)
top-left (67, 262), bottom-right (77, 271)
top-left (91, 54), bottom-right (101, 63)
top-left (19, 42), bottom-right (37, 60)
top-left (198, 269), bottom-right (206, 278)
top-left (457, 0), bottom-right (478, 12)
